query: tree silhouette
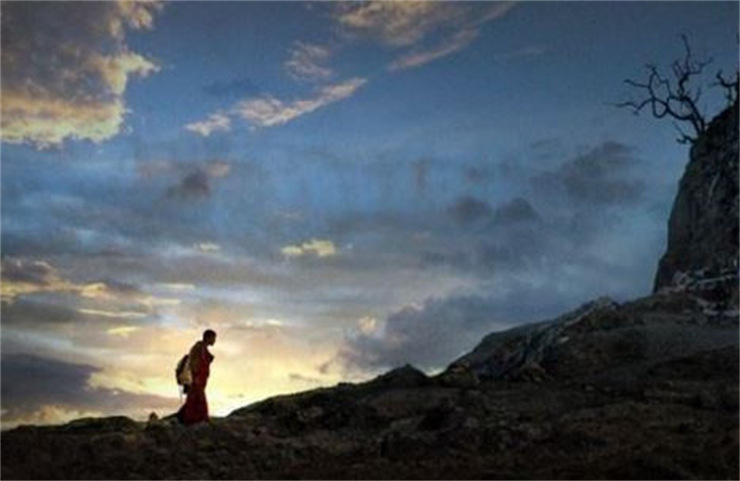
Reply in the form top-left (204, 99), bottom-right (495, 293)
top-left (617, 35), bottom-right (738, 144)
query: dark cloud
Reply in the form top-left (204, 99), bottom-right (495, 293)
top-left (1, 353), bottom-right (176, 424)
top-left (531, 141), bottom-right (645, 205)
top-left (1, 258), bottom-right (57, 286)
top-left (288, 373), bottom-right (322, 385)
top-left (492, 197), bottom-right (541, 225)
top-left (463, 165), bottom-right (495, 184)
top-left (447, 195), bottom-right (493, 224)
top-left (202, 76), bottom-right (260, 98)
top-left (165, 161), bottom-right (231, 200)
top-left (337, 296), bottom-right (499, 372)
top-left (1, 298), bottom-right (84, 327)
top-left (335, 283), bottom-right (580, 374)
top-left (167, 169), bottom-right (211, 199)
top-left (1, 354), bottom-right (97, 410)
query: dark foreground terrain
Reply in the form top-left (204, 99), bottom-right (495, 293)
top-left (2, 288), bottom-right (738, 480)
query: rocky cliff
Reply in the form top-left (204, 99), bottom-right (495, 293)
top-left (653, 100), bottom-right (739, 292)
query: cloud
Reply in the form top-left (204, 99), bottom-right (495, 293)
top-left (1, 298), bottom-right (86, 327)
top-left (334, 1), bottom-right (466, 48)
top-left (79, 309), bottom-right (149, 320)
top-left (334, 2), bottom-right (516, 70)
top-left (388, 28), bottom-right (479, 71)
top-left (285, 42), bottom-right (334, 82)
top-left (1, 258), bottom-right (77, 303)
top-left (1, 258), bottom-right (180, 324)
top-left (0, 1), bottom-right (163, 148)
top-left (1, 353), bottom-right (175, 427)
top-left (288, 373), bottom-right (323, 386)
top-left (186, 77), bottom-right (366, 134)
top-left (334, 292), bottom-right (538, 373)
top-left (234, 77), bottom-right (367, 128)
top-left (493, 197), bottom-right (541, 225)
top-left (106, 325), bottom-right (142, 337)
top-left (204, 161), bottom-right (231, 178)
top-left (463, 166), bottom-right (496, 186)
top-left (167, 170), bottom-right (211, 199)
top-left (166, 161), bottom-right (231, 200)
top-left (195, 242), bottom-right (221, 253)
top-left (447, 195), bottom-right (493, 224)
top-left (184, 112), bottom-right (231, 137)
top-left (281, 239), bottom-right (338, 259)
top-left (531, 141), bottom-right (646, 205)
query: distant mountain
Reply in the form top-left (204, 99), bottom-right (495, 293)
top-left (2, 103), bottom-right (738, 480)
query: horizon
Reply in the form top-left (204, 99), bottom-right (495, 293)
top-left (1, 0), bottom-right (738, 428)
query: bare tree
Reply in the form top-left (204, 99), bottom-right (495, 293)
top-left (617, 35), bottom-right (736, 144)
top-left (714, 69), bottom-right (739, 105)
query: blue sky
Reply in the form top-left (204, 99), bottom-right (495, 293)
top-left (1, 1), bottom-right (738, 427)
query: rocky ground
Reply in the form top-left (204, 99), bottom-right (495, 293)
top-left (2, 289), bottom-right (738, 480)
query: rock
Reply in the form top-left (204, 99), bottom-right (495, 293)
top-left (654, 100), bottom-right (739, 293)
top-left (62, 416), bottom-right (140, 433)
top-left (437, 360), bottom-right (480, 388)
top-left (366, 364), bottom-right (431, 389)
top-left (417, 398), bottom-right (465, 431)
top-left (449, 297), bottom-right (619, 381)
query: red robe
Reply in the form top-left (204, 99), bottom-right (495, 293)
top-left (177, 341), bottom-right (214, 425)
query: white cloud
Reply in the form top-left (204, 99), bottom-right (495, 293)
top-left (334, 1), bottom-right (516, 71)
top-left (388, 28), bottom-right (479, 71)
top-left (184, 77), bottom-right (366, 134)
top-left (281, 239), bottom-right (338, 259)
top-left (78, 309), bottom-right (149, 320)
top-left (184, 112), bottom-right (231, 137)
top-left (204, 161), bottom-right (231, 178)
top-left (234, 78), bottom-right (367, 128)
top-left (334, 1), bottom-right (464, 47)
top-left (357, 316), bottom-right (379, 335)
top-left (285, 42), bottom-right (334, 82)
top-left (196, 242), bottom-right (222, 253)
top-left (0, 1), bottom-right (163, 148)
top-left (107, 325), bottom-right (142, 337)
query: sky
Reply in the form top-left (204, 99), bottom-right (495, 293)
top-left (1, 1), bottom-right (738, 428)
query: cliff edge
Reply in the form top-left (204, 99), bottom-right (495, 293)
top-left (654, 100), bottom-right (739, 292)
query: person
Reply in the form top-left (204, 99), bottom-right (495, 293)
top-left (177, 329), bottom-right (216, 425)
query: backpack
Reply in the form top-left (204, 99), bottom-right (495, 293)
top-left (175, 354), bottom-right (192, 387)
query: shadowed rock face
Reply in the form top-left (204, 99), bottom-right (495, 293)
top-left (654, 100), bottom-right (739, 292)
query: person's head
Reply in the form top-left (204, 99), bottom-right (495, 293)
top-left (203, 329), bottom-right (217, 346)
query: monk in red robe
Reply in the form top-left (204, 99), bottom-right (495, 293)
top-left (177, 329), bottom-right (216, 425)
